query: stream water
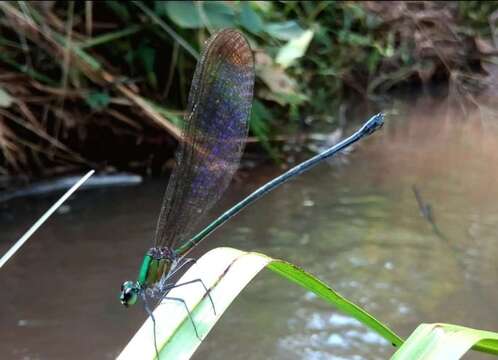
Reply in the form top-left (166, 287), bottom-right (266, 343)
top-left (1, 98), bottom-right (497, 359)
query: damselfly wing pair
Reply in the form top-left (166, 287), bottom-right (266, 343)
top-left (119, 29), bottom-right (384, 335)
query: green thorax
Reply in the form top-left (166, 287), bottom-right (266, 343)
top-left (137, 247), bottom-right (175, 287)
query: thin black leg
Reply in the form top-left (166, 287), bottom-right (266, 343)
top-left (142, 292), bottom-right (160, 360)
top-left (160, 278), bottom-right (216, 315)
top-left (160, 296), bottom-right (201, 340)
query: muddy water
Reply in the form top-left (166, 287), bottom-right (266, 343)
top-left (1, 99), bottom-right (498, 359)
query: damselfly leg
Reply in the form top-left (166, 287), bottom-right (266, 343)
top-left (159, 257), bottom-right (217, 314)
top-left (142, 269), bottom-right (217, 347)
top-left (154, 277), bottom-right (217, 340)
top-left (160, 296), bottom-right (201, 340)
top-left (141, 292), bottom-right (160, 359)
top-left (159, 278), bottom-right (216, 315)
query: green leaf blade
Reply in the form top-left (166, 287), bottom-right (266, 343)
top-left (266, 260), bottom-right (403, 348)
top-left (117, 247), bottom-right (402, 360)
top-left (391, 323), bottom-right (498, 359)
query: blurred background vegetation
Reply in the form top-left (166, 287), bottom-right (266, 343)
top-left (0, 1), bottom-right (497, 183)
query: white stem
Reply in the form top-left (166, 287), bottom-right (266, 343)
top-left (0, 169), bottom-right (95, 269)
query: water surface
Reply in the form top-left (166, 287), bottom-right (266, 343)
top-left (1, 99), bottom-right (497, 359)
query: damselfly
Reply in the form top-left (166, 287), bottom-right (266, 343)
top-left (119, 28), bottom-right (384, 338)
top-left (120, 28), bottom-right (254, 334)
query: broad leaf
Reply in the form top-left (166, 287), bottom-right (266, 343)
top-left (391, 323), bottom-right (498, 359)
top-left (276, 29), bottom-right (314, 68)
top-left (117, 247), bottom-right (402, 360)
top-left (159, 1), bottom-right (235, 29)
top-left (265, 21), bottom-right (305, 40)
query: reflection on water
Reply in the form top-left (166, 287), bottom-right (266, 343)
top-left (1, 98), bottom-right (498, 359)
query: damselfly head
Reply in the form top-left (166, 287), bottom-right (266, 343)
top-left (120, 280), bottom-right (139, 307)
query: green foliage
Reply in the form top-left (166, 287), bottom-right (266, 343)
top-left (104, 1), bottom-right (131, 22)
top-left (239, 2), bottom-right (264, 35)
top-left (136, 43), bottom-right (158, 88)
top-left (265, 21), bottom-right (306, 40)
top-left (157, 1), bottom-right (236, 29)
top-left (458, 1), bottom-right (498, 36)
top-left (250, 99), bottom-right (278, 160)
top-left (85, 91), bottom-right (111, 110)
top-left (0, 1), bottom-right (495, 175)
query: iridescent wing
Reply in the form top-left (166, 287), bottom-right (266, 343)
top-left (153, 29), bottom-right (254, 249)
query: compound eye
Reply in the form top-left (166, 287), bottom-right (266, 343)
top-left (120, 286), bottom-right (138, 307)
top-left (121, 280), bottom-right (133, 292)
top-left (120, 281), bottom-right (136, 306)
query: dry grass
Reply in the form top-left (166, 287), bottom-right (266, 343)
top-left (0, 1), bottom-right (182, 180)
top-left (0, 1), bottom-right (496, 181)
